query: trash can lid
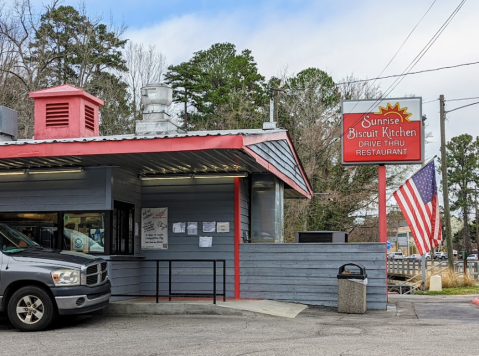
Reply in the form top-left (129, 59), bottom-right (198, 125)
top-left (337, 263), bottom-right (367, 279)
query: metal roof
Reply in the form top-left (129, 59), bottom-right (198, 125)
top-left (0, 129), bottom-right (284, 146)
top-left (0, 129), bottom-right (312, 198)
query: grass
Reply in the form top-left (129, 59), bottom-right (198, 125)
top-left (419, 286), bottom-right (479, 295)
top-left (414, 268), bottom-right (479, 295)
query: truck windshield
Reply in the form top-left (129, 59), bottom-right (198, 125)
top-left (0, 223), bottom-right (39, 253)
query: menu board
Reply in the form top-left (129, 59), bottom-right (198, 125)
top-left (141, 207), bottom-right (168, 250)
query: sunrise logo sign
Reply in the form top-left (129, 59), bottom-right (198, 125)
top-left (341, 97), bottom-right (424, 165)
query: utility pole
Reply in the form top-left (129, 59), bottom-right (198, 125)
top-left (440, 94), bottom-right (454, 270)
top-left (273, 88), bottom-right (279, 126)
top-left (476, 187), bottom-right (478, 245)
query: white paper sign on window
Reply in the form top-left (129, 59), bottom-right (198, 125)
top-left (141, 208), bottom-right (168, 250)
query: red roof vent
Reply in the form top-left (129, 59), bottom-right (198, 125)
top-left (29, 84), bottom-right (104, 140)
top-left (45, 103), bottom-right (69, 127)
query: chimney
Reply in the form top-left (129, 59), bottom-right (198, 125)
top-left (136, 83), bottom-right (179, 135)
top-left (0, 106), bottom-right (18, 141)
top-left (29, 84), bottom-right (104, 140)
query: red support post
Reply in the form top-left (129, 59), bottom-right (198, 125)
top-left (378, 165), bottom-right (387, 243)
top-left (378, 164), bottom-right (388, 301)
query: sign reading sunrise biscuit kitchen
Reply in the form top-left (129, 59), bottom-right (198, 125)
top-left (342, 98), bottom-right (423, 165)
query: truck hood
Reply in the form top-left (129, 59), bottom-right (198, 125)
top-left (10, 248), bottom-right (103, 268)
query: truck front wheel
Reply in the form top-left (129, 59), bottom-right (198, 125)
top-left (7, 286), bottom-right (56, 332)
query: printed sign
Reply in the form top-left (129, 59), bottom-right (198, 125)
top-left (199, 236), bottom-right (213, 248)
top-left (141, 207), bottom-right (168, 250)
top-left (172, 222), bottom-right (186, 233)
top-left (187, 222), bottom-right (198, 235)
top-left (203, 222), bottom-right (216, 233)
top-left (217, 222), bottom-right (230, 233)
top-left (342, 98), bottom-right (423, 165)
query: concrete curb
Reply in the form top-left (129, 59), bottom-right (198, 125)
top-left (105, 302), bottom-right (258, 317)
top-left (105, 299), bottom-right (309, 318)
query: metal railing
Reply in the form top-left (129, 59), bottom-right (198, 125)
top-left (388, 260), bottom-right (479, 294)
top-left (388, 259), bottom-right (479, 279)
top-left (111, 259), bottom-right (226, 304)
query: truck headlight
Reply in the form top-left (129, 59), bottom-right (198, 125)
top-left (51, 269), bottom-right (80, 286)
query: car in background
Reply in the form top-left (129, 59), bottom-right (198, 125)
top-left (388, 252), bottom-right (404, 260)
top-left (434, 252), bottom-right (447, 260)
top-left (406, 254), bottom-right (421, 261)
top-left (467, 254), bottom-right (478, 261)
top-left (425, 253), bottom-right (431, 260)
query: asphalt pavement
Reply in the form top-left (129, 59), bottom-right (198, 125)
top-left (1, 295), bottom-right (478, 356)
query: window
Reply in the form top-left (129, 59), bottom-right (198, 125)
top-left (250, 174), bottom-right (284, 243)
top-left (112, 201), bottom-right (134, 255)
top-left (0, 212), bottom-right (58, 248)
top-left (63, 212), bottom-right (107, 253)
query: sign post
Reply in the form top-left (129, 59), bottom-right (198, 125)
top-left (378, 165), bottom-right (387, 243)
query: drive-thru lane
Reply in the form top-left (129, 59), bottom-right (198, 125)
top-left (1, 295), bottom-right (479, 356)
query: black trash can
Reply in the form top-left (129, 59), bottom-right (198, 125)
top-left (337, 263), bottom-right (368, 314)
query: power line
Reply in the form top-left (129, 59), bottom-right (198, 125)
top-left (363, 0), bottom-right (437, 90)
top-left (382, 0), bottom-right (466, 97)
top-left (419, 96), bottom-right (479, 105)
top-left (447, 96), bottom-right (479, 102)
top-left (445, 100), bottom-right (479, 113)
top-left (340, 0), bottom-right (466, 143)
top-left (335, 60), bottom-right (479, 86)
top-left (296, 1), bottom-right (467, 167)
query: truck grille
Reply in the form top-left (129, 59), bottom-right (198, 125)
top-left (84, 261), bottom-right (108, 287)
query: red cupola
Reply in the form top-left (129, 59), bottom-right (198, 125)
top-left (29, 84), bottom-right (104, 140)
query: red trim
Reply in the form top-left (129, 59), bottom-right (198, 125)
top-left (244, 147), bottom-right (312, 199)
top-left (234, 178), bottom-right (241, 299)
top-left (0, 135), bottom-right (244, 159)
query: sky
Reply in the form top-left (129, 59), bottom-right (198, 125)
top-left (16, 1), bottom-right (479, 184)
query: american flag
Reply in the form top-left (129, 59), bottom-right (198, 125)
top-left (393, 160), bottom-right (442, 255)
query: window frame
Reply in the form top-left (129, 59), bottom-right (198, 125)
top-left (60, 211), bottom-right (111, 255)
top-left (111, 201), bottom-right (135, 256)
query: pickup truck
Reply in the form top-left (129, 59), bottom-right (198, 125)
top-left (0, 223), bottom-right (111, 332)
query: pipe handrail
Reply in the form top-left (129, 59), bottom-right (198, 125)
top-left (111, 259), bottom-right (227, 304)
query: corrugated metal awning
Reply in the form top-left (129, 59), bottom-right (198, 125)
top-left (0, 129), bottom-right (312, 198)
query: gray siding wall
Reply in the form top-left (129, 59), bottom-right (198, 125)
top-left (106, 259), bottom-right (142, 302)
top-left (108, 169), bottom-right (143, 297)
top-left (240, 243), bottom-right (387, 310)
top-left (139, 178), bottom-right (236, 298)
top-left (0, 168), bottom-right (110, 212)
top-left (111, 168), bottom-right (142, 255)
top-left (248, 140), bottom-right (308, 193)
top-left (240, 178), bottom-right (249, 240)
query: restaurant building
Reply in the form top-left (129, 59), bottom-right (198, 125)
top-left (0, 84), bottom-right (386, 308)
